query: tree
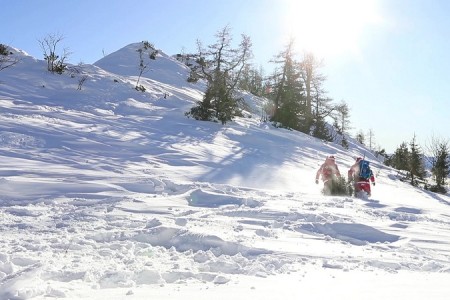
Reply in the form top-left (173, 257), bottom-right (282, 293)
top-left (0, 44), bottom-right (20, 71)
top-left (427, 136), bottom-right (450, 192)
top-left (135, 41), bottom-right (158, 91)
top-left (408, 134), bottom-right (426, 186)
top-left (356, 130), bottom-right (365, 145)
top-left (388, 142), bottom-right (409, 171)
top-left (186, 26), bottom-right (253, 124)
top-left (333, 101), bottom-right (351, 148)
top-left (38, 33), bottom-right (71, 74)
top-left (238, 64), bottom-right (264, 96)
top-left (312, 117), bottom-right (333, 142)
top-left (310, 74), bottom-right (335, 140)
top-left (268, 38), bottom-right (305, 130)
top-left (299, 52), bottom-right (326, 130)
top-left (367, 129), bottom-right (375, 151)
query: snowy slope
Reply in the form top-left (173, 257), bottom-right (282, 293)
top-left (0, 44), bottom-right (449, 300)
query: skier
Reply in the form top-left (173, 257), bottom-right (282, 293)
top-left (348, 157), bottom-right (375, 197)
top-left (315, 155), bottom-right (342, 195)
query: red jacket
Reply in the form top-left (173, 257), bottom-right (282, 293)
top-left (316, 158), bottom-right (341, 182)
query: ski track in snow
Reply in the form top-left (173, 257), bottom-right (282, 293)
top-left (1, 180), bottom-right (449, 298)
top-left (0, 44), bottom-right (449, 299)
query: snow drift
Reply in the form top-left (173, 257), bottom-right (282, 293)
top-left (0, 43), bottom-right (449, 299)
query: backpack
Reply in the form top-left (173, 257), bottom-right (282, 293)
top-left (359, 160), bottom-right (372, 179)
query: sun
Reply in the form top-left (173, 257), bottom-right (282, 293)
top-left (282, 0), bottom-right (383, 59)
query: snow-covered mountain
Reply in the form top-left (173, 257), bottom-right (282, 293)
top-left (0, 43), bottom-right (449, 300)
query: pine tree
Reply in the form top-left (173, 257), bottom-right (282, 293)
top-left (0, 44), bottom-right (20, 71)
top-left (356, 130), bottom-right (365, 145)
top-left (389, 142), bottom-right (409, 171)
top-left (408, 135), bottom-right (426, 186)
top-left (269, 39), bottom-right (305, 130)
top-left (312, 117), bottom-right (333, 141)
top-left (237, 64), bottom-right (264, 96)
top-left (427, 137), bottom-right (450, 192)
top-left (186, 26), bottom-right (252, 124)
top-left (135, 41), bottom-right (158, 91)
top-left (299, 52), bottom-right (325, 130)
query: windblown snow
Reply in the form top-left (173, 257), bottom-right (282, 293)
top-left (0, 43), bottom-right (449, 300)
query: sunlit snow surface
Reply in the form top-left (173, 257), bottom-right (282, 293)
top-left (0, 44), bottom-right (449, 299)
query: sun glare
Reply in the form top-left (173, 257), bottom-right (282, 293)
top-left (283, 0), bottom-right (382, 59)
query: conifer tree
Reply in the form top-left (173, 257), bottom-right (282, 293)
top-left (356, 130), bottom-right (366, 145)
top-left (333, 101), bottom-right (351, 147)
top-left (427, 137), bottom-right (450, 192)
top-left (0, 44), bottom-right (20, 71)
top-left (299, 52), bottom-right (326, 131)
top-left (38, 33), bottom-right (70, 74)
top-left (268, 39), bottom-right (305, 130)
top-left (135, 41), bottom-right (158, 91)
top-left (408, 135), bottom-right (426, 186)
top-left (186, 26), bottom-right (252, 124)
top-left (388, 142), bottom-right (409, 171)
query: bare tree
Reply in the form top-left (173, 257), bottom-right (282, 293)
top-left (299, 52), bottom-right (325, 127)
top-left (0, 44), bottom-right (20, 71)
top-left (38, 33), bottom-right (71, 74)
top-left (334, 101), bottom-right (351, 134)
top-left (367, 128), bottom-right (376, 151)
top-left (135, 41), bottom-right (158, 91)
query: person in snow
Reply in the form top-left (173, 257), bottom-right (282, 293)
top-left (348, 157), bottom-right (376, 197)
top-left (315, 155), bottom-right (341, 195)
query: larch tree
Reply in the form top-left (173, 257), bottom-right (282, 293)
top-left (333, 101), bottom-right (351, 140)
top-left (268, 38), bottom-right (305, 130)
top-left (299, 52), bottom-right (325, 131)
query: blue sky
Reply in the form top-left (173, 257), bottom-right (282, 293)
top-left (2, 0), bottom-right (449, 153)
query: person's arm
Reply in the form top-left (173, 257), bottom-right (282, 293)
top-left (347, 166), bottom-right (354, 181)
top-left (335, 164), bottom-right (341, 177)
top-left (316, 164), bottom-right (324, 182)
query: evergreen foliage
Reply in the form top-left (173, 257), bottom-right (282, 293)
top-left (268, 39), bottom-right (306, 131)
top-left (329, 101), bottom-right (351, 147)
top-left (323, 177), bottom-right (351, 196)
top-left (408, 135), bottom-right (427, 186)
top-left (341, 135), bottom-right (349, 149)
top-left (38, 34), bottom-right (70, 74)
top-left (135, 41), bottom-right (158, 89)
top-left (0, 44), bottom-right (9, 56)
top-left (386, 138), bottom-right (428, 187)
top-left (427, 137), bottom-right (450, 193)
top-left (387, 142), bottom-right (410, 171)
top-left (0, 43), bottom-right (19, 71)
top-left (356, 131), bottom-right (365, 145)
top-left (237, 64), bottom-right (265, 96)
top-left (331, 176), bottom-right (352, 196)
top-left (186, 26), bottom-right (252, 124)
top-left (312, 118), bottom-right (333, 142)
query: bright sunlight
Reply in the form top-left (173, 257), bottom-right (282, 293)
top-left (282, 0), bottom-right (383, 59)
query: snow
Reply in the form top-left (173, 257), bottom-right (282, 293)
top-left (0, 43), bottom-right (449, 299)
